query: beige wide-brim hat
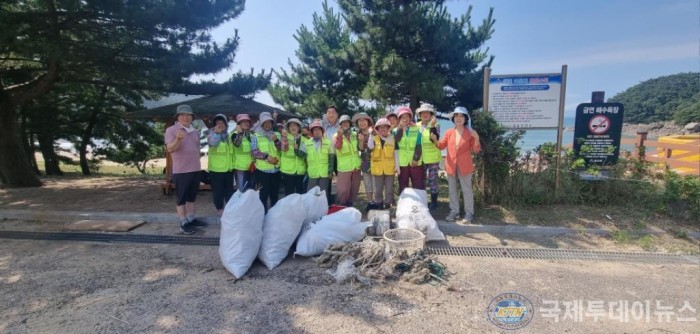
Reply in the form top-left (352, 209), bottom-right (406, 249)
top-left (338, 114), bottom-right (352, 126)
top-left (286, 118), bottom-right (303, 130)
top-left (416, 103), bottom-right (436, 116)
top-left (351, 112), bottom-right (373, 126)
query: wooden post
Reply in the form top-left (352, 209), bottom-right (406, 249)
top-left (634, 131), bottom-right (648, 160)
top-left (554, 65), bottom-right (568, 198)
top-left (480, 67), bottom-right (491, 204)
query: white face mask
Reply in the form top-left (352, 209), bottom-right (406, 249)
top-left (181, 123), bottom-right (196, 133)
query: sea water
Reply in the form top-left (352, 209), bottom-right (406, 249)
top-left (436, 116), bottom-right (576, 153)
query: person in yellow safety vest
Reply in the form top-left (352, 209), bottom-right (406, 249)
top-left (368, 117), bottom-right (399, 210)
top-left (393, 106), bottom-right (425, 195)
top-left (250, 112), bottom-right (282, 213)
top-left (207, 114), bottom-right (235, 215)
top-left (353, 112), bottom-right (375, 212)
top-left (231, 113), bottom-right (255, 192)
top-left (299, 120), bottom-right (330, 192)
top-left (416, 103), bottom-right (442, 210)
top-left (280, 118), bottom-right (307, 195)
top-left (334, 115), bottom-right (362, 206)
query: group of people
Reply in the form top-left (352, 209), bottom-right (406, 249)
top-left (164, 103), bottom-right (481, 235)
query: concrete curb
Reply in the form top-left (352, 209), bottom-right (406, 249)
top-left (1, 209), bottom-right (698, 238)
top-left (0, 209), bottom-right (221, 225)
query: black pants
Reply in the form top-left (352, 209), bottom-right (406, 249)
top-left (283, 173), bottom-right (305, 196)
top-left (255, 170), bottom-right (280, 212)
top-left (326, 154), bottom-right (337, 204)
top-left (210, 171), bottom-right (234, 210)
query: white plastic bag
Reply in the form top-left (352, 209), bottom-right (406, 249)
top-left (219, 190), bottom-right (265, 278)
top-left (396, 188), bottom-right (445, 241)
top-left (295, 207), bottom-right (366, 257)
top-left (301, 186), bottom-right (328, 223)
top-left (258, 194), bottom-right (306, 269)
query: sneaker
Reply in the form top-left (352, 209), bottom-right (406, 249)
top-left (180, 221), bottom-right (196, 235)
top-left (462, 213), bottom-right (474, 223)
top-left (445, 211), bottom-right (460, 222)
top-left (188, 218), bottom-right (207, 227)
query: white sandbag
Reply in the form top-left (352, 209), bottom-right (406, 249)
top-left (219, 190), bottom-right (265, 278)
top-left (396, 188), bottom-right (445, 241)
top-left (295, 207), bottom-right (365, 257)
top-left (399, 187), bottom-right (428, 206)
top-left (258, 194), bottom-right (306, 269)
top-left (302, 186), bottom-right (328, 222)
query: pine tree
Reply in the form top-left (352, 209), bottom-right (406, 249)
top-left (0, 0), bottom-right (267, 186)
top-left (269, 0), bottom-right (364, 117)
top-left (338, 0), bottom-right (495, 110)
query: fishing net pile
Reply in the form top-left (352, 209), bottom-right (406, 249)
top-left (314, 238), bottom-right (449, 286)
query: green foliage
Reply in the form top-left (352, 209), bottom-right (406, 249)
top-left (608, 72), bottom-right (699, 124)
top-left (269, 0), bottom-right (363, 117)
top-left (470, 110), bottom-right (523, 203)
top-left (662, 171), bottom-right (700, 220)
top-left (97, 122), bottom-right (166, 174)
top-left (673, 92), bottom-right (700, 125)
top-left (338, 0), bottom-right (495, 110)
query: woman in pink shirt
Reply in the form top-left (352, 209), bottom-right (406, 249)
top-left (430, 107), bottom-right (481, 223)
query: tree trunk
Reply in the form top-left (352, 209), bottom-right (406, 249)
top-left (20, 113), bottom-right (41, 175)
top-left (409, 84), bottom-right (419, 111)
top-left (37, 131), bottom-right (63, 176)
top-left (78, 117), bottom-right (96, 176)
top-left (78, 86), bottom-right (108, 175)
top-left (0, 93), bottom-right (42, 187)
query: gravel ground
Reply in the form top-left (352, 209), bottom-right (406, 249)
top-left (1, 237), bottom-right (698, 334)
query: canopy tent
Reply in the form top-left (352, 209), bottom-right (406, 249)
top-left (130, 93), bottom-right (297, 123)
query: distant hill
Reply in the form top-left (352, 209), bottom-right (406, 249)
top-left (608, 72), bottom-right (699, 125)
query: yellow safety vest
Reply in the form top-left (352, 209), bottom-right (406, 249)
top-left (232, 132), bottom-right (253, 171)
top-left (305, 138), bottom-right (330, 178)
top-left (280, 134), bottom-right (307, 175)
top-left (370, 135), bottom-right (395, 176)
top-left (335, 131), bottom-right (361, 172)
top-left (396, 126), bottom-right (422, 167)
top-left (208, 134), bottom-right (234, 172)
top-left (254, 132), bottom-right (280, 171)
top-left (420, 125), bottom-right (441, 164)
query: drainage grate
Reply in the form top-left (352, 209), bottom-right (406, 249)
top-left (0, 230), bottom-right (219, 246)
top-left (426, 246), bottom-right (700, 265)
top-left (0, 230), bottom-right (697, 265)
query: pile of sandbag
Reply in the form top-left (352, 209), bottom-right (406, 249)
top-left (219, 187), bottom-right (444, 279)
top-left (395, 188), bottom-right (445, 241)
top-left (219, 186), bottom-right (368, 278)
top-left (220, 187), bottom-right (327, 277)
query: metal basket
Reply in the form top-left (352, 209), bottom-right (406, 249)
top-left (383, 228), bottom-right (425, 252)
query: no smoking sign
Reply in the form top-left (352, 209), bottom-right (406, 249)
top-left (588, 115), bottom-right (610, 135)
top-left (574, 102), bottom-right (625, 166)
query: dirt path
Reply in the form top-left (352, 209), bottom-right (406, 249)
top-left (1, 239), bottom-right (698, 333)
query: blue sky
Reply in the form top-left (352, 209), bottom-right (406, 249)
top-left (202, 0), bottom-right (699, 116)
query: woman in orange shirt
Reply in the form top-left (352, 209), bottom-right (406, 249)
top-left (430, 107), bottom-right (481, 223)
